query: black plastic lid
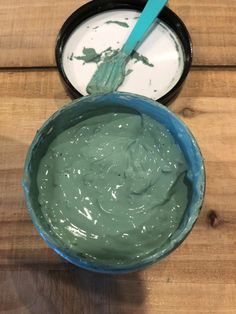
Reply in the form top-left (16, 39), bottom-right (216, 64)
top-left (55, 0), bottom-right (192, 105)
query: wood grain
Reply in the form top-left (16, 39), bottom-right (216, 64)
top-left (1, 271), bottom-right (236, 314)
top-left (0, 0), bottom-right (236, 67)
top-left (0, 69), bottom-right (236, 313)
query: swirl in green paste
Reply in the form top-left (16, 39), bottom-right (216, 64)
top-left (37, 110), bottom-right (190, 266)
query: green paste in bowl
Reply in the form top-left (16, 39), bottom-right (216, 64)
top-left (23, 93), bottom-right (205, 273)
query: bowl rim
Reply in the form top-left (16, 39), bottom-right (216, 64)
top-left (22, 92), bottom-right (205, 274)
top-left (55, 0), bottom-right (193, 105)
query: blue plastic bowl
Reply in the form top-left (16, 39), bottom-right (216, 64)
top-left (22, 92), bottom-right (205, 274)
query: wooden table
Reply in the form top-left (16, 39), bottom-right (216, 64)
top-left (0, 1), bottom-right (236, 313)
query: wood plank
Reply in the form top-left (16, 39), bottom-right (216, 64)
top-left (1, 270), bottom-right (236, 314)
top-left (0, 0), bottom-right (88, 68)
top-left (0, 0), bottom-right (235, 67)
top-left (0, 69), bottom-right (236, 312)
top-left (170, 0), bottom-right (236, 66)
